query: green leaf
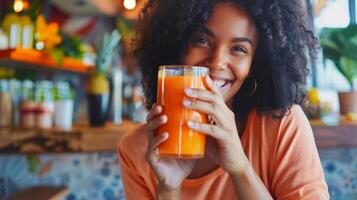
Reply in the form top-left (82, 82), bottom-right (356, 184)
top-left (27, 155), bottom-right (40, 174)
top-left (49, 48), bottom-right (64, 66)
top-left (58, 34), bottom-right (84, 59)
top-left (340, 57), bottom-right (357, 89)
top-left (320, 39), bottom-right (341, 63)
top-left (319, 24), bottom-right (357, 89)
top-left (95, 30), bottom-right (121, 74)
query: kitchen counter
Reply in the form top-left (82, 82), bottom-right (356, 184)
top-left (0, 120), bottom-right (356, 154)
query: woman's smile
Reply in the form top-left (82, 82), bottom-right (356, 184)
top-left (183, 2), bottom-right (258, 103)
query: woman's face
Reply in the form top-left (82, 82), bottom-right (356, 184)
top-left (183, 2), bottom-right (258, 106)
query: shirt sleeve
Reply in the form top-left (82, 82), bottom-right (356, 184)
top-left (117, 132), bottom-right (155, 200)
top-left (270, 106), bottom-right (329, 200)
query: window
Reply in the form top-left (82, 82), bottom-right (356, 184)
top-left (310, 0), bottom-right (355, 91)
top-left (314, 0), bottom-right (350, 28)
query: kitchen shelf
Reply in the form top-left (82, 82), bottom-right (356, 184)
top-left (311, 120), bottom-right (357, 149)
top-left (0, 121), bottom-right (139, 154)
top-left (0, 49), bottom-right (94, 76)
top-left (1, 119), bottom-right (356, 154)
top-left (0, 58), bottom-right (90, 76)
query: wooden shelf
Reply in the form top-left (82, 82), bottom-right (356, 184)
top-left (0, 121), bottom-right (139, 154)
top-left (0, 58), bottom-right (91, 77)
top-left (312, 121), bottom-right (357, 149)
top-left (1, 119), bottom-right (356, 154)
top-left (0, 49), bottom-right (94, 76)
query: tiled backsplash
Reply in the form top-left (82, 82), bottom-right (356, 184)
top-left (1, 148), bottom-right (357, 200)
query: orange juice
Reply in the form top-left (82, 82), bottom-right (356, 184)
top-left (156, 66), bottom-right (209, 158)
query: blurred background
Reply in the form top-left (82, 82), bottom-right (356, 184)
top-left (0, 0), bottom-right (356, 199)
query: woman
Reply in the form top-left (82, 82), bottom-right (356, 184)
top-left (118, 0), bottom-right (329, 199)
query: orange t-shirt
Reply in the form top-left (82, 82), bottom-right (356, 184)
top-left (118, 105), bottom-right (329, 199)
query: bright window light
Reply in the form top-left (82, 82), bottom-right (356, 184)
top-left (14, 0), bottom-right (24, 13)
top-left (123, 0), bottom-right (136, 10)
top-left (314, 0), bottom-right (350, 28)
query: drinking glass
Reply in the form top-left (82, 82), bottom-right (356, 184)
top-left (156, 65), bottom-right (209, 159)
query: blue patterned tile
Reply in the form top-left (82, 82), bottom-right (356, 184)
top-left (73, 159), bottom-right (80, 166)
top-left (92, 179), bottom-right (104, 191)
top-left (66, 193), bottom-right (77, 200)
top-left (0, 147), bottom-right (355, 200)
top-left (100, 167), bottom-right (111, 177)
top-left (325, 162), bottom-right (336, 173)
top-left (329, 185), bottom-right (345, 200)
top-left (103, 188), bottom-right (115, 200)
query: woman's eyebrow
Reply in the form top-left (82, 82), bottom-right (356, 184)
top-left (200, 26), bottom-right (253, 47)
top-left (231, 37), bottom-right (253, 47)
top-left (196, 26), bottom-right (214, 37)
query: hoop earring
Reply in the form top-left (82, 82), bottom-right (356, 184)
top-left (247, 76), bottom-right (257, 97)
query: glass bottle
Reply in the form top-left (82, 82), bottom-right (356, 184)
top-left (34, 81), bottom-right (54, 129)
top-left (0, 80), bottom-right (12, 127)
top-left (21, 80), bottom-right (35, 128)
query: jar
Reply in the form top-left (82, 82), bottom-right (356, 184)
top-left (21, 15), bottom-right (33, 49)
top-left (9, 79), bottom-right (21, 127)
top-left (34, 81), bottom-right (54, 129)
top-left (0, 80), bottom-right (12, 127)
top-left (34, 102), bottom-right (53, 129)
top-left (21, 101), bottom-right (36, 128)
top-left (54, 82), bottom-right (74, 130)
top-left (21, 80), bottom-right (35, 128)
top-left (0, 28), bottom-right (8, 50)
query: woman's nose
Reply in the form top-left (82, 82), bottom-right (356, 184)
top-left (206, 47), bottom-right (228, 71)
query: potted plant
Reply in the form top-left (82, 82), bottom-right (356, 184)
top-left (87, 30), bottom-right (121, 126)
top-left (320, 24), bottom-right (357, 115)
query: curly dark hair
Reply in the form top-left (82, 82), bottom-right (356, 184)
top-left (134, 0), bottom-right (319, 120)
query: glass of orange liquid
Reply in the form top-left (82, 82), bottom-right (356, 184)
top-left (156, 65), bottom-right (209, 159)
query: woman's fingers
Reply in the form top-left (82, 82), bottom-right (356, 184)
top-left (184, 76), bottom-right (224, 103)
top-left (204, 75), bottom-right (222, 96)
top-left (146, 114), bottom-right (167, 139)
top-left (146, 132), bottom-right (168, 165)
top-left (183, 99), bottom-right (226, 127)
top-left (184, 88), bottom-right (217, 103)
top-left (146, 104), bottom-right (162, 123)
top-left (145, 103), bottom-right (167, 164)
top-left (187, 121), bottom-right (225, 141)
top-left (147, 114), bottom-right (167, 131)
top-left (153, 132), bottom-right (169, 147)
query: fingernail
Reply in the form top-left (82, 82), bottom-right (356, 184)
top-left (187, 121), bottom-right (196, 128)
top-left (156, 105), bottom-right (162, 113)
top-left (184, 88), bottom-right (193, 95)
top-left (161, 115), bottom-right (167, 122)
top-left (182, 99), bottom-right (191, 107)
top-left (162, 132), bottom-right (168, 139)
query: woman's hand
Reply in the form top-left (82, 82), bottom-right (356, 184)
top-left (183, 75), bottom-right (249, 175)
top-left (144, 104), bottom-right (197, 190)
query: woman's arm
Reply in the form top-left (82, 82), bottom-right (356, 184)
top-left (230, 160), bottom-right (273, 200)
top-left (156, 183), bottom-right (181, 200)
top-left (184, 75), bottom-right (273, 199)
top-left (269, 106), bottom-right (329, 199)
top-left (145, 104), bottom-right (197, 200)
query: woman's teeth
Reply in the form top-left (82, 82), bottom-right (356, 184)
top-left (213, 80), bottom-right (226, 88)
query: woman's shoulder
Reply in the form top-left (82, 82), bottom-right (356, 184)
top-left (246, 104), bottom-right (311, 141)
top-left (277, 104), bottom-right (311, 132)
top-left (250, 104), bottom-right (308, 126)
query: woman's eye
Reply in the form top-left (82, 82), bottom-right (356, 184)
top-left (231, 46), bottom-right (247, 54)
top-left (192, 36), bottom-right (210, 46)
